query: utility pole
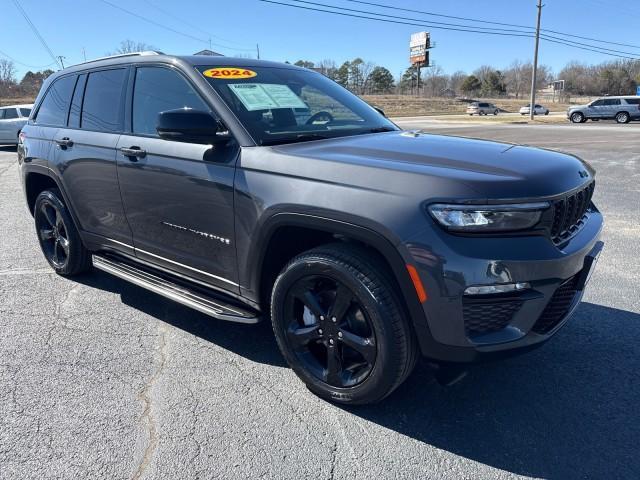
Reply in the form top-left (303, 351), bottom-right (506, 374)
top-left (57, 55), bottom-right (65, 69)
top-left (256, 44), bottom-right (260, 59)
top-left (529, 0), bottom-right (543, 120)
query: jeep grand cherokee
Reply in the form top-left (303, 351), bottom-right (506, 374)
top-left (18, 52), bottom-right (603, 404)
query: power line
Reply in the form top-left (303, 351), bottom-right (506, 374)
top-left (259, 0), bottom-right (639, 59)
top-left (11, 0), bottom-right (62, 69)
top-left (0, 49), bottom-right (57, 69)
top-left (340, 0), bottom-right (640, 50)
top-left (140, 0), bottom-right (256, 51)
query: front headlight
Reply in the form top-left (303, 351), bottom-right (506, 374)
top-left (428, 202), bottom-right (550, 232)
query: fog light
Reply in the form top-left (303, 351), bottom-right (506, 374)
top-left (464, 282), bottom-right (530, 295)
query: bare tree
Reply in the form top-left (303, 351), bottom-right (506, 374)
top-left (448, 70), bottom-right (467, 95)
top-left (111, 40), bottom-right (156, 55)
top-left (0, 59), bottom-right (17, 84)
top-left (422, 65), bottom-right (448, 97)
top-left (504, 60), bottom-right (526, 98)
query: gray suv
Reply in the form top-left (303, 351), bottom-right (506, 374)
top-left (18, 52), bottom-right (603, 404)
top-left (568, 96), bottom-right (640, 123)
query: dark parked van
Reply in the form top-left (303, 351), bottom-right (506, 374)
top-left (19, 52), bottom-right (603, 404)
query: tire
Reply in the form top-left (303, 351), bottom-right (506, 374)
top-left (545, 110), bottom-right (549, 115)
top-left (570, 112), bottom-right (585, 123)
top-left (270, 243), bottom-right (418, 405)
top-left (34, 189), bottom-right (91, 276)
top-left (494, 110), bottom-right (499, 115)
top-left (615, 112), bottom-right (630, 124)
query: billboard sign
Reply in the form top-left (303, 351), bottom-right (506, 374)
top-left (410, 31), bottom-right (430, 65)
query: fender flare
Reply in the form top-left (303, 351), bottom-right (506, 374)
top-left (245, 212), bottom-right (439, 356)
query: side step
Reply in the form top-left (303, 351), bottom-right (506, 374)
top-left (92, 254), bottom-right (260, 324)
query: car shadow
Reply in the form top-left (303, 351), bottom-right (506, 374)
top-left (74, 270), bottom-right (287, 368)
top-left (0, 145), bottom-right (18, 152)
top-left (76, 270), bottom-right (639, 477)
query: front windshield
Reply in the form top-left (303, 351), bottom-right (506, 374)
top-left (197, 65), bottom-right (397, 145)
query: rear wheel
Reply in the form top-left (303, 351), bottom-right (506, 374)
top-left (270, 243), bottom-right (417, 405)
top-left (615, 112), bottom-right (630, 124)
top-left (493, 110), bottom-right (499, 115)
top-left (34, 189), bottom-right (91, 276)
top-left (570, 112), bottom-right (585, 123)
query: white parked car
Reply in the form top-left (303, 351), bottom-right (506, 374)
top-left (519, 104), bottom-right (550, 116)
top-left (0, 104), bottom-right (33, 145)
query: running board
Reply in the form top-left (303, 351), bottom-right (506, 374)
top-left (92, 254), bottom-right (259, 324)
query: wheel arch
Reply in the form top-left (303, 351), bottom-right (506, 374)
top-left (246, 212), bottom-right (435, 355)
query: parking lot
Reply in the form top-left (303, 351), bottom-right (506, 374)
top-left (1, 121), bottom-right (639, 479)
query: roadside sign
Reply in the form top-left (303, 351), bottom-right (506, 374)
top-left (637, 85), bottom-right (640, 96)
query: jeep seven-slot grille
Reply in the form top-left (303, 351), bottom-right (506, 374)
top-left (463, 299), bottom-right (523, 335)
top-left (532, 275), bottom-right (579, 334)
top-left (550, 182), bottom-right (595, 245)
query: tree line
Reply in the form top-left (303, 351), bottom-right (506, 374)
top-left (293, 57), bottom-right (640, 98)
top-left (2, 52), bottom-right (639, 101)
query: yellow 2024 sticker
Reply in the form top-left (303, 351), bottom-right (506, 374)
top-left (203, 68), bottom-right (257, 79)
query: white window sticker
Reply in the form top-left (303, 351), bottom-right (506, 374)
top-left (229, 83), bottom-right (307, 111)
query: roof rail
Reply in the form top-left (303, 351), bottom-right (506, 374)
top-left (74, 51), bottom-right (164, 67)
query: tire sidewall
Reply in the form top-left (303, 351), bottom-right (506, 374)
top-left (571, 112), bottom-right (584, 123)
top-left (616, 112), bottom-right (629, 124)
top-left (271, 256), bottom-right (402, 404)
top-left (34, 189), bottom-right (86, 275)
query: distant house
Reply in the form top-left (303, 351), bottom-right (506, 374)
top-left (193, 49), bottom-right (224, 56)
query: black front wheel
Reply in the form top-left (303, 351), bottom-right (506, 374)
top-left (34, 189), bottom-right (91, 275)
top-left (271, 244), bottom-right (417, 405)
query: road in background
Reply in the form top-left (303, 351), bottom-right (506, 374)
top-left (1, 122), bottom-right (639, 479)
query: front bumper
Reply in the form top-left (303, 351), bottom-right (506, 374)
top-left (401, 208), bottom-right (603, 363)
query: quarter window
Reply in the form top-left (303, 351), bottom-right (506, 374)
top-left (132, 67), bottom-right (209, 136)
top-left (19, 108), bottom-right (31, 117)
top-left (35, 75), bottom-right (76, 126)
top-left (81, 69), bottom-right (127, 132)
top-left (625, 98), bottom-right (640, 105)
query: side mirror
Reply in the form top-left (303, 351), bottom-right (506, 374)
top-left (156, 109), bottom-right (231, 144)
top-left (372, 106), bottom-right (386, 117)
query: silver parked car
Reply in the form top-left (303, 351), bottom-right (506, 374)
top-left (466, 102), bottom-right (499, 115)
top-left (519, 103), bottom-right (550, 115)
top-left (0, 104), bottom-right (33, 144)
top-left (567, 96), bottom-right (640, 124)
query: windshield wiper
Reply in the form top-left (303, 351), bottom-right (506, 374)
top-left (357, 126), bottom-right (396, 134)
top-left (261, 133), bottom-right (330, 146)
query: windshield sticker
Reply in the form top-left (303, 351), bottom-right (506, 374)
top-left (228, 83), bottom-right (307, 111)
top-left (203, 68), bottom-right (257, 79)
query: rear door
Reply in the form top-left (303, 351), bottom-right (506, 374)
top-left (602, 98), bottom-right (621, 118)
top-left (116, 64), bottom-right (239, 292)
top-left (52, 67), bottom-right (133, 251)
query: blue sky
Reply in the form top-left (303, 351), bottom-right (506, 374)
top-left (3, 0), bottom-right (639, 81)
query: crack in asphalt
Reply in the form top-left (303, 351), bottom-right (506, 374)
top-left (131, 322), bottom-right (168, 480)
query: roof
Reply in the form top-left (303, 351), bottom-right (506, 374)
top-left (54, 53), bottom-right (305, 78)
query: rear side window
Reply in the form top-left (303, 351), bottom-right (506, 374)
top-left (81, 69), bottom-right (127, 132)
top-left (19, 108), bottom-right (31, 117)
top-left (132, 66), bottom-right (209, 136)
top-left (4, 108), bottom-right (19, 119)
top-left (603, 99), bottom-right (621, 106)
top-left (35, 75), bottom-right (76, 126)
top-left (479, 103), bottom-right (489, 107)
top-left (624, 98), bottom-right (640, 105)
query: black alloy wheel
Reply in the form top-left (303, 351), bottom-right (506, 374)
top-left (271, 244), bottom-right (418, 405)
top-left (36, 199), bottom-right (70, 269)
top-left (34, 189), bottom-right (91, 276)
top-left (283, 275), bottom-right (376, 388)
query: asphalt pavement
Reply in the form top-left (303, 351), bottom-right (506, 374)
top-left (1, 120), bottom-right (639, 480)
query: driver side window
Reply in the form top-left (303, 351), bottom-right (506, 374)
top-left (133, 66), bottom-right (210, 136)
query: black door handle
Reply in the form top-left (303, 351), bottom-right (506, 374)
top-left (120, 146), bottom-right (147, 159)
top-left (55, 137), bottom-right (73, 148)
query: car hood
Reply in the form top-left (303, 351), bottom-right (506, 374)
top-left (268, 131), bottom-right (594, 200)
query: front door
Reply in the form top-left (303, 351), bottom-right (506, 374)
top-left (116, 65), bottom-right (239, 292)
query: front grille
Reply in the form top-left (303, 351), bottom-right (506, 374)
top-left (463, 299), bottom-right (523, 336)
top-left (532, 275), bottom-right (579, 334)
top-left (550, 182), bottom-right (595, 245)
